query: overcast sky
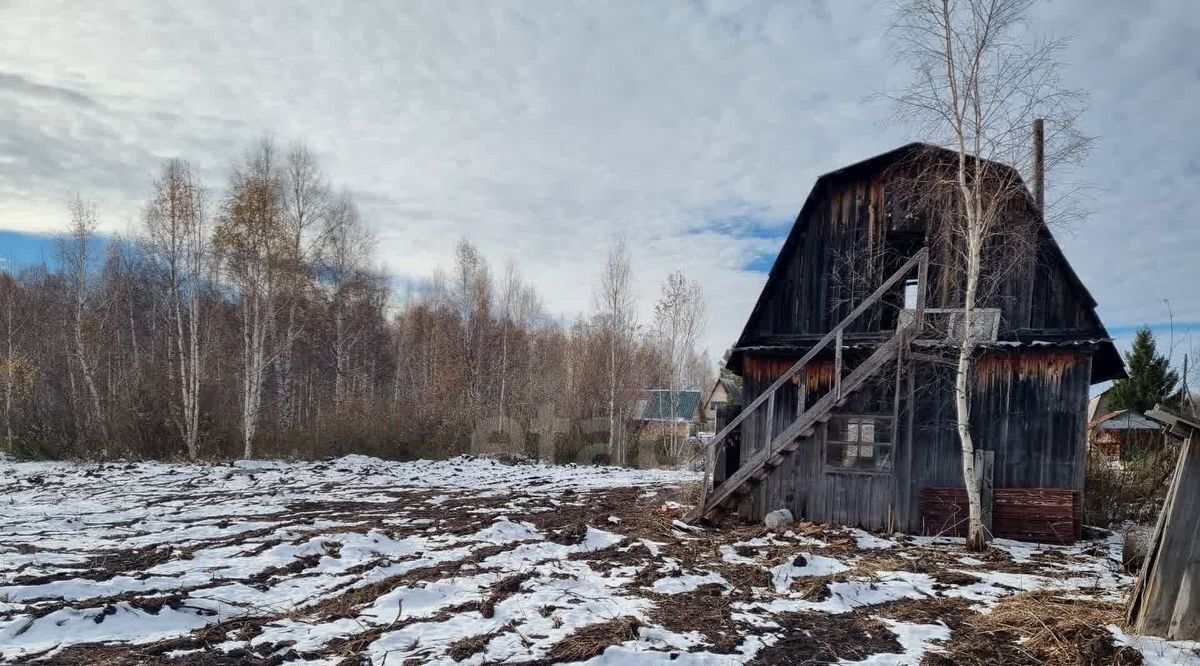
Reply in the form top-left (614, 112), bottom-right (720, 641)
top-left (2, 1), bottom-right (1198, 364)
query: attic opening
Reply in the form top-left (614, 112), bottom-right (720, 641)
top-left (880, 229), bottom-right (926, 330)
top-left (903, 279), bottom-right (919, 310)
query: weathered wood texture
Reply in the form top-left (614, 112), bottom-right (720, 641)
top-left (729, 144), bottom-right (1122, 382)
top-left (1128, 419), bottom-right (1200, 640)
top-left (717, 144), bottom-right (1117, 537)
top-left (736, 352), bottom-right (901, 530)
top-left (735, 347), bottom-right (1091, 533)
top-left (741, 171), bottom-right (1098, 342)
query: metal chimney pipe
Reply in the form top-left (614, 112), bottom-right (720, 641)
top-left (1032, 118), bottom-right (1045, 214)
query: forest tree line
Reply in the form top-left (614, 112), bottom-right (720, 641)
top-left (0, 139), bottom-right (710, 461)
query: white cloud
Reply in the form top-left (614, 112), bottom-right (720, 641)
top-left (0, 0), bottom-right (1197, 360)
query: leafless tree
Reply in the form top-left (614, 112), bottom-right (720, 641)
top-left (887, 0), bottom-right (1091, 550)
top-left (594, 237), bottom-right (637, 464)
top-left (214, 140), bottom-right (289, 458)
top-left (317, 194), bottom-right (373, 411)
top-left (454, 239), bottom-right (491, 426)
top-left (145, 160), bottom-right (209, 458)
top-left (0, 273), bottom-right (31, 446)
top-left (652, 270), bottom-right (706, 462)
top-left (278, 143), bottom-right (330, 428)
top-left (56, 197), bottom-right (109, 449)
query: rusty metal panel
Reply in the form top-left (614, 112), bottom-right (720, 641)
top-left (919, 486), bottom-right (1080, 544)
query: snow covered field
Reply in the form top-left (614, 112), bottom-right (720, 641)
top-left (1, 455), bottom-right (1198, 665)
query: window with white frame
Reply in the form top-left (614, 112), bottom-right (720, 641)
top-left (825, 414), bottom-right (894, 473)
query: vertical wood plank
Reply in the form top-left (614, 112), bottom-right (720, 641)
top-left (834, 328), bottom-right (843, 400)
top-left (975, 449), bottom-right (994, 533)
top-left (765, 393), bottom-right (775, 452)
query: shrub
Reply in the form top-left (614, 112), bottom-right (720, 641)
top-left (1083, 445), bottom-right (1177, 527)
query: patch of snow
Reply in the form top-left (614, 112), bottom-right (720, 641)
top-left (770, 553), bottom-right (851, 593)
top-left (650, 572), bottom-right (731, 595)
top-left (719, 544), bottom-right (757, 564)
top-left (839, 619), bottom-right (951, 665)
top-left (849, 528), bottom-right (898, 550)
top-left (580, 526), bottom-right (625, 552)
top-left (640, 538), bottom-right (664, 558)
top-left (748, 571), bottom-right (936, 615)
top-left (1108, 625), bottom-right (1200, 666)
top-left (471, 517), bottom-right (542, 545)
top-left (251, 618), bottom-right (361, 652)
top-left (0, 602), bottom-right (217, 659)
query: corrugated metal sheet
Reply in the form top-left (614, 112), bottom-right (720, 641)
top-left (1094, 409), bottom-right (1162, 432)
top-left (638, 389), bottom-right (702, 422)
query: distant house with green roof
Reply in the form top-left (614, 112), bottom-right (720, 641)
top-left (634, 388), bottom-right (703, 440)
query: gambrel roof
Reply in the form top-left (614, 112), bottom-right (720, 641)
top-left (729, 142), bottom-right (1123, 382)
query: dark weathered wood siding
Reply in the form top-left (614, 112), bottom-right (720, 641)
top-left (720, 144), bottom-right (1118, 531)
top-left (739, 166), bottom-right (1105, 349)
top-left (732, 347), bottom-right (1092, 531)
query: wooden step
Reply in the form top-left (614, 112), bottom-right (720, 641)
top-left (685, 249), bottom-right (927, 525)
top-left (685, 335), bottom-right (902, 524)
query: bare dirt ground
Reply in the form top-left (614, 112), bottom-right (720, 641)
top-left (1, 455), bottom-right (1198, 665)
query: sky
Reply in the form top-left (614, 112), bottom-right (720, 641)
top-left (2, 0), bottom-right (1198, 370)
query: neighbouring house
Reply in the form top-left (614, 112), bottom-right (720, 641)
top-left (635, 388), bottom-right (702, 441)
top-left (1090, 409), bottom-right (1175, 460)
top-left (1087, 388), bottom-right (1113, 423)
top-left (688, 141), bottom-right (1124, 544)
top-left (700, 377), bottom-right (741, 430)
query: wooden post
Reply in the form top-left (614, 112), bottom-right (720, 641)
top-left (975, 449), bottom-right (994, 534)
top-left (764, 392), bottom-right (775, 451)
top-left (834, 328), bottom-right (843, 400)
top-left (914, 249), bottom-right (929, 333)
top-left (1032, 118), bottom-right (1045, 215)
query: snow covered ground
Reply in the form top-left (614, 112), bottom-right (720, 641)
top-left (1, 455), bottom-right (1197, 665)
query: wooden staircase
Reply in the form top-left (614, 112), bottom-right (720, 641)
top-left (685, 248), bottom-right (929, 524)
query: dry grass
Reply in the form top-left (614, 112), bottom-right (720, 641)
top-left (446, 625), bottom-right (509, 662)
top-left (930, 591), bottom-right (1144, 666)
top-left (481, 572), bottom-right (534, 618)
top-left (542, 616), bottom-right (642, 663)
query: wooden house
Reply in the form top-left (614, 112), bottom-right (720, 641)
top-left (635, 388), bottom-right (703, 441)
top-left (689, 142), bottom-right (1123, 543)
top-left (1090, 409), bottom-right (1175, 460)
top-left (700, 378), bottom-right (741, 430)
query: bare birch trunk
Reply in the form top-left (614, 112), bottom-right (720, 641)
top-left (74, 306), bottom-right (108, 446)
top-left (3, 289), bottom-right (13, 444)
top-left (241, 288), bottom-right (267, 458)
top-left (954, 235), bottom-right (986, 550)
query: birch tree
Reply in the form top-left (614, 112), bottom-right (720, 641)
top-left (57, 198), bottom-right (109, 448)
top-left (278, 143), bottom-right (330, 428)
top-left (652, 271), bottom-right (705, 462)
top-left (594, 237), bottom-right (636, 464)
top-left (317, 194), bottom-right (373, 411)
top-left (145, 159), bottom-right (208, 459)
top-left (454, 239), bottom-right (491, 425)
top-left (214, 140), bottom-right (288, 458)
top-left (0, 274), bottom-right (31, 447)
top-left (888, 0), bottom-right (1091, 550)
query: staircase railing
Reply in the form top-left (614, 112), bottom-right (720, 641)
top-left (693, 248), bottom-right (929, 506)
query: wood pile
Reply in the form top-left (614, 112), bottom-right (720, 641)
top-left (920, 486), bottom-right (1081, 544)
